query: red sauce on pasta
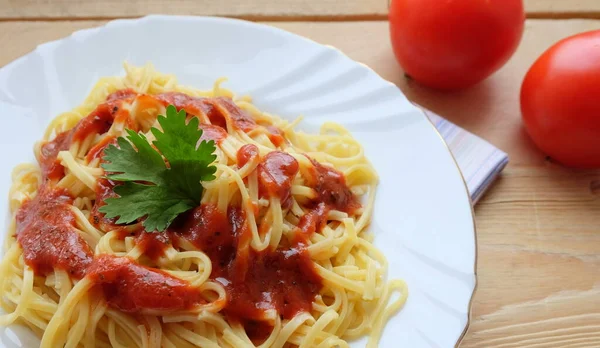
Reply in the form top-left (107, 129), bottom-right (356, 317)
top-left (16, 89), bottom-right (367, 342)
top-left (71, 104), bottom-right (114, 143)
top-left (72, 89), bottom-right (137, 144)
top-left (258, 151), bottom-right (299, 209)
top-left (107, 88), bottom-right (138, 101)
top-left (135, 232), bottom-right (172, 261)
top-left (297, 202), bottom-right (329, 237)
top-left (39, 132), bottom-right (72, 181)
top-left (237, 144), bottom-right (259, 168)
top-left (16, 188), bottom-right (93, 279)
top-left (199, 123), bottom-right (228, 144)
top-left (214, 97), bottom-right (256, 132)
top-left (224, 242), bottom-right (321, 322)
top-left (157, 92), bottom-right (256, 132)
top-left (177, 204), bottom-right (322, 328)
top-left (39, 89), bottom-right (136, 180)
top-left (90, 178), bottom-right (119, 230)
top-left (88, 254), bottom-right (203, 313)
top-left (266, 125), bottom-right (286, 147)
top-left (307, 157), bottom-right (361, 214)
top-left (86, 135), bottom-right (116, 163)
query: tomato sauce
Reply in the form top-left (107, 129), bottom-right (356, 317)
top-left (39, 89), bottom-right (136, 181)
top-left (73, 89), bottom-right (136, 144)
top-left (222, 242), bottom-right (320, 322)
top-left (39, 132), bottom-right (72, 181)
top-left (199, 123), bottom-right (228, 144)
top-left (157, 92), bottom-right (223, 129)
top-left (178, 205), bottom-right (239, 270)
top-left (156, 92), bottom-right (257, 132)
top-left (237, 144), bottom-right (259, 168)
top-left (307, 157), bottom-right (360, 214)
top-left (90, 178), bottom-right (120, 231)
top-left (297, 203), bottom-right (329, 237)
top-left (88, 254), bottom-right (203, 313)
top-left (107, 88), bottom-right (138, 102)
top-left (266, 125), bottom-right (286, 147)
top-left (177, 204), bottom-right (322, 336)
top-left (16, 188), bottom-right (93, 278)
top-left (135, 232), bottom-right (173, 260)
top-left (258, 151), bottom-right (299, 209)
top-left (70, 104), bottom-right (114, 143)
top-left (86, 135), bottom-right (117, 163)
top-left (155, 92), bottom-right (197, 113)
top-left (213, 97), bottom-right (256, 132)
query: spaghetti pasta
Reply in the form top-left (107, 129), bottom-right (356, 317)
top-left (0, 63), bottom-right (407, 348)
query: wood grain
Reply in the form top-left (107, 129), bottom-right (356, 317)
top-left (466, 166), bottom-right (600, 347)
top-left (1, 0), bottom-right (600, 20)
top-left (527, 0), bottom-right (600, 17)
top-left (0, 0), bottom-right (387, 20)
top-left (0, 18), bottom-right (599, 347)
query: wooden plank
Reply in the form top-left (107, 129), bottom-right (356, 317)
top-left (0, 19), bottom-right (599, 347)
top-left (527, 0), bottom-right (600, 17)
top-left (1, 0), bottom-right (600, 20)
top-left (0, 0), bottom-right (387, 20)
top-left (464, 166), bottom-right (600, 347)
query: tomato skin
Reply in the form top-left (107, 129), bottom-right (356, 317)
top-left (521, 30), bottom-right (600, 169)
top-left (389, 0), bottom-right (524, 90)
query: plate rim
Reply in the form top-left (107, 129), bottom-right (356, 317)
top-left (0, 14), bottom-right (478, 347)
top-left (417, 108), bottom-right (478, 347)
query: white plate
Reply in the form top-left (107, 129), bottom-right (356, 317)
top-left (0, 15), bottom-right (476, 348)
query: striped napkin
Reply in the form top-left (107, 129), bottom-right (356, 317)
top-left (420, 107), bottom-right (508, 204)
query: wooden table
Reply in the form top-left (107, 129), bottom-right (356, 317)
top-left (1, 1), bottom-right (599, 347)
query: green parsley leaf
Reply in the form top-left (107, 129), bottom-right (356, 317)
top-left (98, 105), bottom-right (217, 232)
top-left (102, 130), bottom-right (166, 184)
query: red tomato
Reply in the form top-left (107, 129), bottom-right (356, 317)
top-left (521, 30), bottom-right (600, 169)
top-left (389, 0), bottom-right (525, 90)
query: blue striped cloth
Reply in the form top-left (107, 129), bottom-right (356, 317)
top-left (421, 107), bottom-right (509, 204)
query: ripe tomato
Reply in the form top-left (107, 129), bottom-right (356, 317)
top-left (521, 30), bottom-right (600, 169)
top-left (389, 0), bottom-right (525, 90)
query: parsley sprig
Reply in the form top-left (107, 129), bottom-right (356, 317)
top-left (99, 105), bottom-right (217, 232)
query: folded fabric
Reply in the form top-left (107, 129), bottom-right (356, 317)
top-left (420, 107), bottom-right (509, 204)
